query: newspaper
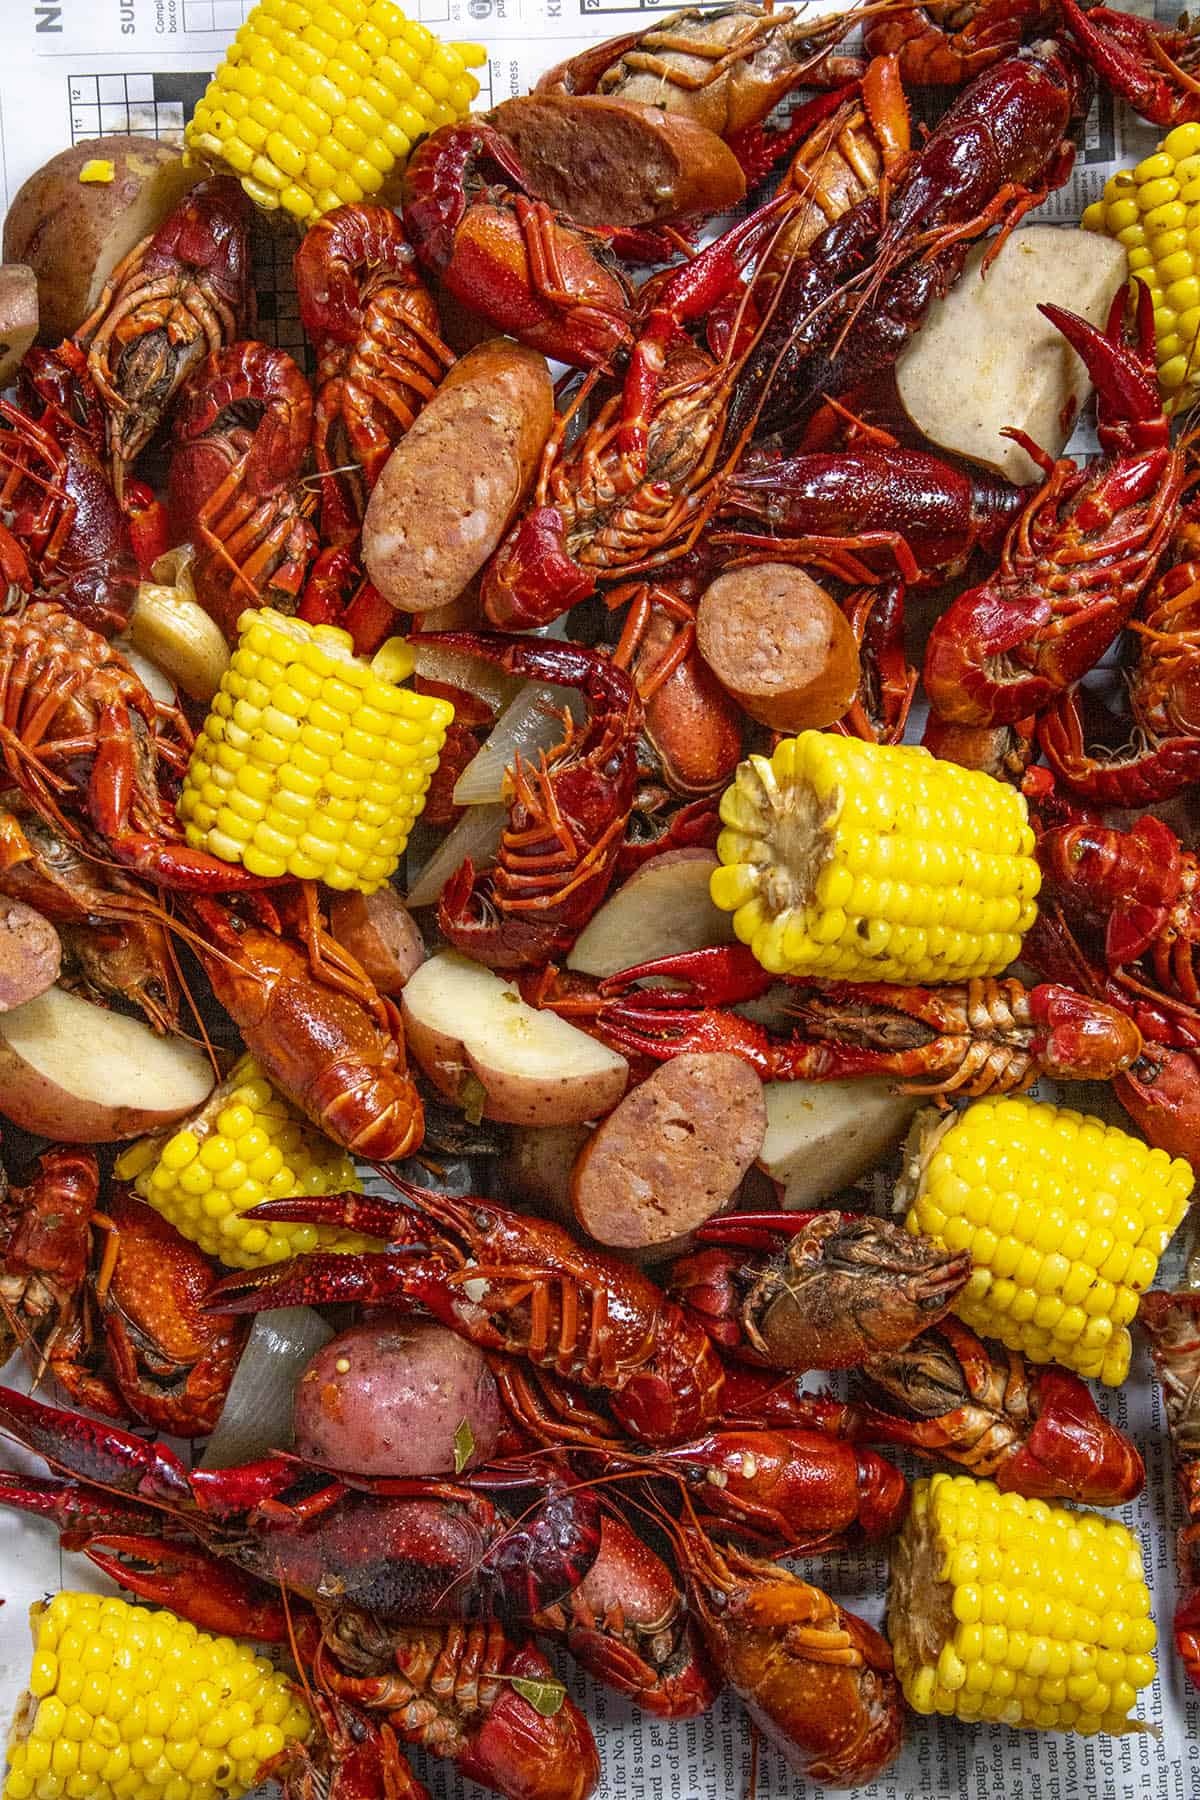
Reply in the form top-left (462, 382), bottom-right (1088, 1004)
top-left (0, 0), bottom-right (1195, 1795)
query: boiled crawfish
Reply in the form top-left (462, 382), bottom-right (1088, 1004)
top-left (536, 3), bottom-right (865, 143)
top-left (577, 942), bottom-right (1143, 1094)
top-left (0, 1147), bottom-right (99, 1382)
top-left (730, 40), bottom-right (1088, 443)
top-left (413, 632), bottom-right (642, 970)
top-left (0, 378), bottom-right (138, 635)
top-left (210, 1180), bottom-right (728, 1446)
top-left (1061, 0), bottom-right (1200, 127)
top-left (75, 177), bottom-right (251, 497)
top-left (924, 284), bottom-right (1186, 729)
top-left (294, 203), bottom-right (454, 545)
top-left (863, 0), bottom-right (1061, 86)
top-left (402, 123), bottom-right (632, 370)
top-left (661, 1500), bottom-right (905, 1786)
top-left (531, 1508), bottom-right (720, 1717)
top-left (1039, 489), bottom-right (1200, 804)
top-left (1139, 1290), bottom-right (1200, 1692)
top-left (183, 893), bottom-right (424, 1161)
top-left (169, 339), bottom-right (317, 642)
top-left (669, 1210), bottom-right (970, 1370)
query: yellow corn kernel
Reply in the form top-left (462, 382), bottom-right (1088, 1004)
top-left (178, 609), bottom-right (451, 892)
top-left (890, 1475), bottom-right (1155, 1735)
top-left (902, 1096), bottom-right (1192, 1383)
top-left (4, 1595), bottom-right (309, 1800)
top-left (78, 159), bottom-right (115, 183)
top-left (1084, 123), bottom-right (1200, 410)
top-left (114, 1053), bottom-right (371, 1270)
top-left (184, 0), bottom-right (484, 221)
top-left (711, 734), bottom-right (1038, 983)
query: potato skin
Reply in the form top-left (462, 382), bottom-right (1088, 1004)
top-left (0, 266), bottom-right (38, 386)
top-left (4, 137), bottom-right (199, 343)
top-left (292, 1317), bottom-right (502, 1477)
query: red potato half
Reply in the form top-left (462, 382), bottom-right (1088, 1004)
top-left (293, 1317), bottom-right (501, 1478)
top-left (0, 984), bottom-right (214, 1141)
top-left (567, 849), bottom-right (736, 979)
top-left (402, 950), bottom-right (629, 1126)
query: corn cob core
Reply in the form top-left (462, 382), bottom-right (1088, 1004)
top-left (3, 1591), bottom-right (311, 1800)
top-left (115, 1053), bottom-right (370, 1270)
top-left (902, 1095), bottom-right (1192, 1385)
top-left (185, 0), bottom-right (485, 221)
top-left (1083, 121), bottom-right (1200, 412)
top-left (710, 733), bottom-right (1039, 982)
top-left (889, 1474), bottom-right (1156, 1735)
top-left (178, 609), bottom-right (452, 891)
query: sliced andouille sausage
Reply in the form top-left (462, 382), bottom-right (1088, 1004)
top-left (696, 562), bottom-right (861, 731)
top-left (571, 1050), bottom-right (767, 1249)
top-left (362, 339), bottom-right (554, 615)
top-left (0, 897), bottom-right (61, 1012)
top-left (489, 94), bottom-right (746, 228)
top-left (328, 889), bottom-right (425, 995)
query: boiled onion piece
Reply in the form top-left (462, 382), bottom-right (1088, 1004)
top-left (409, 639), bottom-right (525, 717)
top-left (199, 1307), bottom-right (333, 1469)
top-left (452, 682), bottom-right (583, 806)
top-left (404, 802), bottom-right (506, 909)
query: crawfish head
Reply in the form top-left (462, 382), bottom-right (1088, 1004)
top-left (676, 1213), bottom-right (971, 1370)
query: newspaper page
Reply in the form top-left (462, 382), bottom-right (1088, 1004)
top-left (0, 1), bottom-right (1195, 1796)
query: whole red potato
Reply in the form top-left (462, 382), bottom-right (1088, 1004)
top-left (293, 1316), bottom-right (501, 1477)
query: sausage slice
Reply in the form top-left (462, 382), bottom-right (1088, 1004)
top-left (697, 562), bottom-right (861, 731)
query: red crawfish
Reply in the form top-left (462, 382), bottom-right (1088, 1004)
top-left (719, 1314), bottom-right (1146, 1509)
top-left (1039, 492), bottom-right (1200, 805)
top-left (574, 941), bottom-right (1144, 1094)
top-left (294, 203), bottom-right (455, 546)
top-left (729, 40), bottom-right (1089, 443)
top-left (614, 791), bottom-right (721, 879)
top-left (317, 1608), bottom-right (601, 1800)
top-left (1036, 812), bottom-right (1200, 1010)
top-left (412, 632), bottom-right (642, 970)
top-left (668, 1210), bottom-right (970, 1370)
top-left (0, 1147), bottom-right (100, 1382)
top-left (0, 603), bottom-right (272, 891)
top-left (0, 379), bottom-right (138, 635)
top-left (531, 1508), bottom-right (721, 1717)
top-left (657, 1498), bottom-right (905, 1786)
top-left (610, 1424), bottom-right (908, 1551)
top-left (925, 285), bottom-right (1185, 729)
top-left (402, 122), bottom-right (632, 370)
top-left (863, 0), bottom-right (1061, 87)
top-left (1139, 1291), bottom-right (1200, 1692)
top-left (209, 1180), bottom-right (728, 1447)
top-left (536, 4), bottom-right (866, 147)
top-left (169, 339), bottom-right (317, 642)
top-left (481, 196), bottom-right (797, 628)
top-left (1061, 0), bottom-right (1200, 128)
top-left (0, 800), bottom-right (178, 1032)
top-left (0, 1384), bottom-right (603, 1629)
top-left (717, 444), bottom-right (1029, 587)
top-left (182, 894), bottom-right (425, 1161)
top-left (297, 544), bottom-right (400, 660)
top-left (834, 580), bottom-right (917, 745)
top-left (75, 177), bottom-right (251, 498)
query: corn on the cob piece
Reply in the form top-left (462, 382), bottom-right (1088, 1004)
top-left (178, 609), bottom-right (452, 892)
top-left (710, 733), bottom-right (1040, 982)
top-left (3, 1591), bottom-right (311, 1800)
top-left (185, 0), bottom-right (485, 222)
top-left (115, 1053), bottom-right (370, 1270)
top-left (902, 1095), bottom-right (1192, 1385)
top-left (1083, 120), bottom-right (1200, 412)
top-left (889, 1474), bottom-right (1157, 1735)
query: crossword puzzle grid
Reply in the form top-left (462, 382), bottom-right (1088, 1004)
top-left (181, 0), bottom-right (453, 27)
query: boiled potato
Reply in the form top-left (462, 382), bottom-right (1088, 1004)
top-left (4, 138), bottom-right (199, 343)
top-left (0, 984), bottom-right (214, 1140)
top-left (0, 266), bottom-right (38, 387)
top-left (402, 950), bottom-right (629, 1125)
top-left (895, 227), bottom-right (1128, 485)
top-left (567, 850), bottom-right (736, 979)
top-left (757, 1078), bottom-right (918, 1209)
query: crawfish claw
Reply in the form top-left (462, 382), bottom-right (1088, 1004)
top-left (0, 1385), bottom-right (192, 1506)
